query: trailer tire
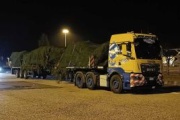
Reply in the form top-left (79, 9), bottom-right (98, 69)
top-left (66, 71), bottom-right (74, 82)
top-left (32, 71), bottom-right (37, 78)
top-left (20, 70), bottom-right (24, 78)
top-left (110, 74), bottom-right (123, 93)
top-left (75, 72), bottom-right (85, 88)
top-left (42, 74), bottom-right (47, 79)
top-left (16, 70), bottom-right (20, 78)
top-left (85, 72), bottom-right (96, 90)
top-left (38, 74), bottom-right (41, 79)
top-left (24, 70), bottom-right (28, 79)
top-left (11, 68), bottom-right (14, 74)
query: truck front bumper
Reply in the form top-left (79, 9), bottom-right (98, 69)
top-left (130, 73), bottom-right (164, 88)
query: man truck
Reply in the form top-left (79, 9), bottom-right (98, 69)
top-left (66, 32), bottom-right (164, 93)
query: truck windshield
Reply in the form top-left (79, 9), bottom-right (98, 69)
top-left (134, 37), bottom-right (161, 59)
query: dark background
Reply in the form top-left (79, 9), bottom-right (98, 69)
top-left (0, 0), bottom-right (179, 58)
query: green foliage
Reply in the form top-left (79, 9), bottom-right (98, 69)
top-left (9, 40), bottom-right (110, 80)
top-left (52, 40), bottom-right (110, 78)
top-left (61, 40), bottom-right (98, 67)
top-left (22, 46), bottom-right (64, 68)
top-left (9, 51), bottom-right (28, 67)
top-left (92, 41), bottom-right (109, 67)
top-left (52, 41), bottom-right (99, 76)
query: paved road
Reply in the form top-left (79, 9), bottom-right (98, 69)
top-left (0, 73), bottom-right (180, 120)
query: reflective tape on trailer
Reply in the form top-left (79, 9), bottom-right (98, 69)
top-left (89, 55), bottom-right (95, 68)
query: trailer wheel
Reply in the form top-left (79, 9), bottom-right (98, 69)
top-left (11, 68), bottom-right (14, 74)
top-left (32, 71), bottom-right (37, 78)
top-left (16, 70), bottom-right (20, 78)
top-left (75, 72), bottom-right (85, 88)
top-left (66, 71), bottom-right (74, 82)
top-left (110, 74), bottom-right (123, 93)
top-left (42, 74), bottom-right (47, 79)
top-left (85, 72), bottom-right (96, 90)
top-left (24, 70), bottom-right (28, 79)
top-left (20, 70), bottom-right (24, 78)
top-left (38, 74), bottom-right (41, 79)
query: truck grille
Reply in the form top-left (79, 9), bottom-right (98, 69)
top-left (141, 63), bottom-right (160, 76)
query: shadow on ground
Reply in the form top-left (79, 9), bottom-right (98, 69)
top-left (128, 86), bottom-right (180, 95)
top-left (0, 81), bottom-right (62, 91)
top-left (63, 80), bottom-right (180, 94)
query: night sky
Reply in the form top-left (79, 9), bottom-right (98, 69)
top-left (0, 0), bottom-right (179, 58)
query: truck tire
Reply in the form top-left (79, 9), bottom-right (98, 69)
top-left (85, 72), bottom-right (96, 90)
top-left (110, 74), bottom-right (123, 93)
top-left (24, 70), bottom-right (28, 79)
top-left (16, 70), bottom-right (20, 78)
top-left (38, 74), bottom-right (41, 79)
top-left (11, 68), bottom-right (15, 74)
top-left (32, 71), bottom-right (37, 78)
top-left (66, 71), bottom-right (74, 82)
top-left (75, 72), bottom-right (85, 88)
top-left (42, 74), bottom-right (47, 79)
top-left (20, 70), bottom-right (24, 78)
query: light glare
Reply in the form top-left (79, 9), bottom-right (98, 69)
top-left (62, 29), bottom-right (69, 34)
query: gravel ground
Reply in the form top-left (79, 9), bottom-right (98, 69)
top-left (0, 78), bottom-right (179, 120)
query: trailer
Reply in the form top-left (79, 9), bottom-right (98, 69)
top-left (10, 46), bottom-right (63, 79)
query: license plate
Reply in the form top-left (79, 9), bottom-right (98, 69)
top-left (149, 77), bottom-right (154, 81)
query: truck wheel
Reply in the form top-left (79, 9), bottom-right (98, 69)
top-left (24, 70), bottom-right (28, 79)
top-left (38, 74), bottom-right (41, 79)
top-left (42, 74), bottom-right (47, 79)
top-left (16, 70), bottom-right (20, 78)
top-left (75, 72), bottom-right (85, 88)
top-left (85, 72), bottom-right (96, 90)
top-left (11, 68), bottom-right (16, 74)
top-left (66, 71), bottom-right (74, 82)
top-left (11, 68), bottom-right (14, 74)
top-left (110, 74), bottom-right (123, 93)
top-left (32, 71), bottom-right (37, 78)
top-left (20, 70), bottom-right (24, 78)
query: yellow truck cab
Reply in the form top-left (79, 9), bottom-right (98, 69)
top-left (108, 32), bottom-right (163, 92)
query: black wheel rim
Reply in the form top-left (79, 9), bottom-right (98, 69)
top-left (87, 77), bottom-right (93, 87)
top-left (77, 76), bottom-right (82, 86)
top-left (113, 79), bottom-right (119, 89)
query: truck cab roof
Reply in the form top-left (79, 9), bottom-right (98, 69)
top-left (110, 32), bottom-right (157, 43)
